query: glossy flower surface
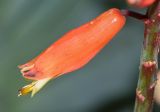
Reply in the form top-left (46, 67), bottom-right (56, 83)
top-left (127, 0), bottom-right (155, 8)
top-left (18, 8), bottom-right (126, 97)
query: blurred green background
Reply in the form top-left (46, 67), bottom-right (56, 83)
top-left (0, 0), bottom-right (159, 112)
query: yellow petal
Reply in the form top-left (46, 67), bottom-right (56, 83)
top-left (18, 78), bottom-right (51, 97)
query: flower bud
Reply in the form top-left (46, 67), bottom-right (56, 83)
top-left (18, 8), bottom-right (126, 96)
top-left (127, 0), bottom-right (155, 8)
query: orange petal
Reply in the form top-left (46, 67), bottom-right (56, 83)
top-left (18, 8), bottom-right (125, 96)
top-left (127, 0), bottom-right (156, 8)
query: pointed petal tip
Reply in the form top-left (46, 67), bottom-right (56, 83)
top-left (18, 78), bottom-right (51, 97)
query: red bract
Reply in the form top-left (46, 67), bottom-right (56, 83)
top-left (127, 0), bottom-right (156, 8)
top-left (18, 8), bottom-right (126, 97)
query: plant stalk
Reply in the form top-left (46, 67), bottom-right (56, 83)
top-left (134, 0), bottom-right (160, 112)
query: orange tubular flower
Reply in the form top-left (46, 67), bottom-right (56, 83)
top-left (127, 0), bottom-right (156, 8)
top-left (18, 8), bottom-right (126, 97)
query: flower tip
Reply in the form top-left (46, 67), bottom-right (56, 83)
top-left (18, 92), bottom-right (22, 97)
top-left (19, 64), bottom-right (35, 74)
top-left (18, 78), bottom-right (51, 97)
top-left (18, 81), bottom-right (36, 97)
top-left (18, 64), bottom-right (37, 80)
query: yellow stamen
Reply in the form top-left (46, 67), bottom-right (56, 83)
top-left (18, 78), bottom-right (51, 97)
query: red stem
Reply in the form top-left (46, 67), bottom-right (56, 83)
top-left (121, 9), bottom-right (148, 21)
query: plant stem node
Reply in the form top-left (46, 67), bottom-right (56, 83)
top-left (136, 90), bottom-right (145, 102)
